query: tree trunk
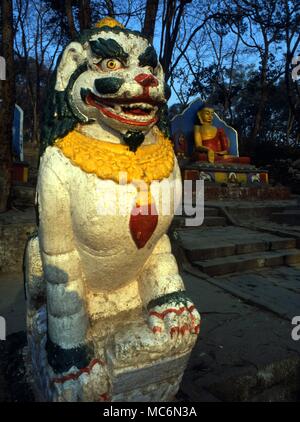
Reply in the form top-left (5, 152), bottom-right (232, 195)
top-left (285, 52), bottom-right (300, 128)
top-left (105, 0), bottom-right (115, 18)
top-left (0, 0), bottom-right (15, 212)
top-left (79, 0), bottom-right (91, 31)
top-left (249, 53), bottom-right (268, 144)
top-left (65, 0), bottom-right (77, 39)
top-left (142, 0), bottom-right (159, 43)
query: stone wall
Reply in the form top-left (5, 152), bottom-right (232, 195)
top-left (0, 222), bottom-right (37, 273)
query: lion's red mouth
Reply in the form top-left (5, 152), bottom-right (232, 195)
top-left (85, 92), bottom-right (159, 126)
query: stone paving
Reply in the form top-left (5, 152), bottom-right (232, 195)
top-left (0, 273), bottom-right (26, 336)
top-left (180, 270), bottom-right (300, 401)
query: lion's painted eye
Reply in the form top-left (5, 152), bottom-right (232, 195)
top-left (98, 58), bottom-right (123, 72)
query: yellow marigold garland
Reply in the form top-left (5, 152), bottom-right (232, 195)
top-left (54, 128), bottom-right (174, 185)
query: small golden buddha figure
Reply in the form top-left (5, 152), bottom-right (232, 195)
top-left (194, 106), bottom-right (230, 164)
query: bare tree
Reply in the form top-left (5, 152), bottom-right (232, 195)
top-left (142, 0), bottom-right (159, 43)
top-left (0, 0), bottom-right (15, 212)
top-left (282, 0), bottom-right (300, 136)
top-left (14, 0), bottom-right (63, 144)
top-left (105, 0), bottom-right (115, 17)
top-left (65, 0), bottom-right (78, 39)
top-left (224, 0), bottom-right (284, 143)
top-left (79, 0), bottom-right (91, 31)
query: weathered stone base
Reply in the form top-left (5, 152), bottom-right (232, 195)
top-left (26, 304), bottom-right (191, 402)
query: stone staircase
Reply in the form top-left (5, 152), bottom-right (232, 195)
top-left (172, 206), bottom-right (227, 229)
top-left (271, 205), bottom-right (300, 226)
top-left (178, 225), bottom-right (300, 276)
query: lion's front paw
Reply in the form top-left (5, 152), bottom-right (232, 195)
top-left (147, 291), bottom-right (201, 341)
top-left (50, 357), bottom-right (109, 402)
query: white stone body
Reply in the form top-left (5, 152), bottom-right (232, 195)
top-left (25, 21), bottom-right (200, 402)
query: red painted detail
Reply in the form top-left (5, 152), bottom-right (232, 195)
top-left (130, 203), bottom-right (158, 249)
top-left (260, 172), bottom-right (268, 183)
top-left (123, 108), bottom-right (150, 116)
top-left (134, 74), bottom-right (158, 98)
top-left (170, 323), bottom-right (199, 337)
top-left (191, 152), bottom-right (251, 164)
top-left (12, 162), bottom-right (29, 183)
top-left (179, 324), bottom-right (191, 335)
top-left (149, 305), bottom-right (195, 320)
top-left (99, 393), bottom-right (110, 402)
top-left (86, 93), bottom-right (157, 127)
top-left (170, 327), bottom-right (179, 338)
top-left (134, 73), bottom-right (159, 88)
top-left (100, 105), bottom-right (157, 126)
top-left (152, 326), bottom-right (162, 334)
top-left (194, 324), bottom-right (201, 334)
top-left (51, 358), bottom-right (105, 385)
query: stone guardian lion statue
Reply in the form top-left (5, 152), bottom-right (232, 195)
top-left (25, 17), bottom-right (200, 402)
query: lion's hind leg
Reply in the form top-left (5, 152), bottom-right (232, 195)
top-left (24, 233), bottom-right (46, 312)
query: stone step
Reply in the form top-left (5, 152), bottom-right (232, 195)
top-left (271, 210), bottom-right (300, 225)
top-left (202, 216), bottom-right (227, 226)
top-left (181, 206), bottom-right (220, 217)
top-left (171, 212), bottom-right (226, 229)
top-left (285, 205), bottom-right (300, 210)
top-left (193, 249), bottom-right (300, 276)
top-left (204, 207), bottom-right (220, 217)
top-left (179, 227), bottom-right (296, 261)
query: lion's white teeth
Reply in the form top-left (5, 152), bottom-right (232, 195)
top-left (114, 105), bottom-right (122, 113)
top-left (118, 103), bottom-right (154, 111)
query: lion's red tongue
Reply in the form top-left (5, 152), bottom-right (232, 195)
top-left (123, 108), bottom-right (149, 115)
top-left (130, 203), bottom-right (158, 249)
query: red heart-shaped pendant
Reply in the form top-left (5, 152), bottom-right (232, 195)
top-left (130, 202), bottom-right (158, 249)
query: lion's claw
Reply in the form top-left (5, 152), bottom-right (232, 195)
top-left (148, 296), bottom-right (201, 339)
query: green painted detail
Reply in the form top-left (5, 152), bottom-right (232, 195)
top-left (46, 337), bottom-right (94, 373)
top-left (147, 291), bottom-right (189, 310)
top-left (80, 88), bottom-right (90, 102)
top-left (157, 104), bottom-right (171, 139)
top-left (123, 131), bottom-right (145, 152)
top-left (66, 64), bottom-right (90, 122)
top-left (138, 46), bottom-right (158, 69)
top-left (90, 37), bottom-right (129, 62)
top-left (94, 77), bottom-right (124, 94)
top-left (40, 64), bottom-right (88, 155)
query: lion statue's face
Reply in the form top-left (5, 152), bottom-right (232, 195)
top-left (55, 28), bottom-right (167, 136)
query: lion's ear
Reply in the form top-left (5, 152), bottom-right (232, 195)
top-left (55, 42), bottom-right (87, 91)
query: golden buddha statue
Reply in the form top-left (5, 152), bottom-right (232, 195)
top-left (194, 106), bottom-right (230, 164)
